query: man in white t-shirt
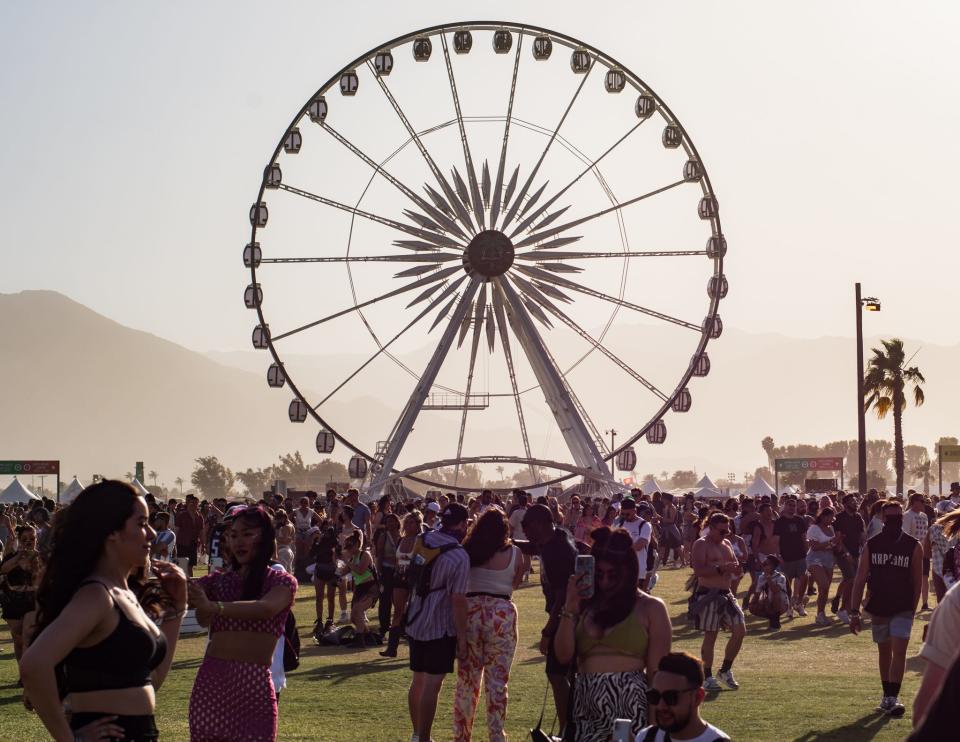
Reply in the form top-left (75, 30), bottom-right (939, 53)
top-left (617, 498), bottom-right (652, 584)
top-left (636, 651), bottom-right (730, 742)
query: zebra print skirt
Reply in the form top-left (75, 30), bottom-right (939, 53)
top-left (572, 670), bottom-right (647, 742)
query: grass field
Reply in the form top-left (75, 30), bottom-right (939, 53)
top-left (0, 565), bottom-right (930, 741)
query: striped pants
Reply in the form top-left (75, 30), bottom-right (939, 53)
top-left (452, 595), bottom-right (518, 741)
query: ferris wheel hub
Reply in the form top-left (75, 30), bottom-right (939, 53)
top-left (462, 230), bottom-right (515, 279)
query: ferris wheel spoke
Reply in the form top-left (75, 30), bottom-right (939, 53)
top-left (367, 61), bottom-right (477, 237)
top-left (516, 248), bottom-right (708, 262)
top-left (499, 59), bottom-right (595, 232)
top-left (498, 278), bottom-right (612, 468)
top-left (271, 264), bottom-right (462, 342)
top-left (368, 280), bottom-right (481, 494)
top-left (489, 34), bottom-right (524, 228)
top-left (491, 280), bottom-right (535, 471)
top-left (261, 252), bottom-right (460, 264)
top-left (319, 122), bottom-right (470, 242)
top-left (440, 34), bottom-right (486, 232)
top-left (514, 262), bottom-right (701, 331)
top-left (509, 120), bottom-right (646, 239)
top-left (510, 275), bottom-right (669, 401)
top-left (453, 283), bottom-right (487, 485)
top-left (279, 183), bottom-right (462, 250)
top-left (514, 179), bottom-right (688, 249)
top-left (315, 276), bottom-right (468, 409)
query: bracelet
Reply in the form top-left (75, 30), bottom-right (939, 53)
top-left (560, 609), bottom-right (579, 620)
top-left (162, 609), bottom-right (187, 623)
top-left (217, 601), bottom-right (224, 616)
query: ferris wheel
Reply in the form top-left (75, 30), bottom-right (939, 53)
top-left (243, 21), bottom-right (727, 494)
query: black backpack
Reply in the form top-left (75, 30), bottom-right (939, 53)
top-left (282, 606), bottom-right (300, 671)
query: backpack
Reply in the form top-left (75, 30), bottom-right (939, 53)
top-left (406, 533), bottom-right (461, 598)
top-left (282, 606), bottom-right (300, 672)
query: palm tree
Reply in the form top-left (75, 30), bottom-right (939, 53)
top-left (148, 470), bottom-right (158, 488)
top-left (863, 338), bottom-right (925, 495)
top-left (175, 476), bottom-right (184, 495)
top-left (125, 471), bottom-right (134, 482)
top-left (911, 457), bottom-right (934, 494)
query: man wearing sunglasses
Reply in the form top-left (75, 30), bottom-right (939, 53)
top-left (636, 652), bottom-right (730, 741)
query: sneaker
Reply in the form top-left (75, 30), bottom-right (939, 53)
top-left (887, 698), bottom-right (906, 717)
top-left (815, 612), bottom-right (830, 626)
top-left (796, 604), bottom-right (808, 617)
top-left (786, 606), bottom-right (794, 619)
top-left (876, 696), bottom-right (893, 712)
top-left (338, 610), bottom-right (349, 624)
top-left (703, 676), bottom-right (722, 692)
top-left (717, 669), bottom-right (740, 689)
top-left (837, 609), bottom-right (850, 624)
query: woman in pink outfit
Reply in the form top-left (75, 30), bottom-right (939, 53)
top-left (453, 510), bottom-right (524, 741)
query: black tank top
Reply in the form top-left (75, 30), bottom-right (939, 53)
top-left (865, 529), bottom-right (919, 616)
top-left (63, 581), bottom-right (167, 692)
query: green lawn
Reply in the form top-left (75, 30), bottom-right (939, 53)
top-left (0, 566), bottom-right (929, 741)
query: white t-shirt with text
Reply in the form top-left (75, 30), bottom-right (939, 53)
top-left (636, 722), bottom-right (729, 742)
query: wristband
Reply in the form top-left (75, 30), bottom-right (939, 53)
top-left (217, 601), bottom-right (224, 616)
top-left (163, 609), bottom-right (187, 623)
top-left (560, 609), bottom-right (579, 620)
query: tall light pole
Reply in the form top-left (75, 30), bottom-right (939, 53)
top-left (856, 283), bottom-right (881, 493)
top-left (605, 428), bottom-right (618, 453)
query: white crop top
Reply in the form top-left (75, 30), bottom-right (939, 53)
top-left (467, 545), bottom-right (518, 597)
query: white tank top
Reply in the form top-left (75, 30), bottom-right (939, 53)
top-left (294, 509), bottom-right (314, 532)
top-left (467, 545), bottom-right (518, 597)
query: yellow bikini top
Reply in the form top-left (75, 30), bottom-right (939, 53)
top-left (576, 608), bottom-right (648, 660)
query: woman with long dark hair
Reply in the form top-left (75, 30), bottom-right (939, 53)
top-left (20, 481), bottom-right (186, 742)
top-left (554, 527), bottom-right (672, 741)
top-left (1, 524), bottom-right (41, 672)
top-left (379, 510), bottom-right (422, 658)
top-left (342, 528), bottom-right (378, 647)
top-left (187, 506), bottom-right (297, 741)
top-left (452, 508), bottom-right (524, 741)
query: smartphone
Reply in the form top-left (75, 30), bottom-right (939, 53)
top-left (575, 554), bottom-right (595, 599)
top-left (612, 719), bottom-right (632, 742)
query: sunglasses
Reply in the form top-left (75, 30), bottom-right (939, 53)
top-left (648, 687), bottom-right (697, 706)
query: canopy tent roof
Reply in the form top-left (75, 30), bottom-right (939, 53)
top-left (693, 486), bottom-right (727, 499)
top-left (60, 476), bottom-right (85, 504)
top-left (745, 477), bottom-right (775, 497)
top-left (130, 478), bottom-right (150, 496)
top-left (0, 477), bottom-right (40, 503)
top-left (638, 477), bottom-right (667, 496)
top-left (695, 474), bottom-right (717, 491)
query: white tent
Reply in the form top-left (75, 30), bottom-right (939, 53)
top-left (131, 478), bottom-right (150, 496)
top-left (693, 486), bottom-right (725, 500)
top-left (639, 476), bottom-right (667, 496)
top-left (695, 474), bottom-right (717, 491)
top-left (0, 477), bottom-right (40, 503)
top-left (745, 477), bottom-right (775, 497)
top-left (60, 476), bottom-right (86, 504)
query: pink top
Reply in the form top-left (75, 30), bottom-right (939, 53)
top-left (195, 568), bottom-right (297, 637)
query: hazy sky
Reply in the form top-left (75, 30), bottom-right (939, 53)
top-left (3, 0), bottom-right (959, 353)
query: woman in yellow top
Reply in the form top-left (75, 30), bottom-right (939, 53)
top-left (342, 529), bottom-right (377, 647)
top-left (554, 527), bottom-right (672, 741)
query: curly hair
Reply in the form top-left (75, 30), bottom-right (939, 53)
top-left (586, 526), bottom-right (639, 629)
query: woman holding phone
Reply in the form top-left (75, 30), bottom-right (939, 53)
top-left (21, 480), bottom-right (186, 742)
top-left (554, 526), bottom-right (672, 741)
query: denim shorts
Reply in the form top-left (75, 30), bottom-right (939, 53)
top-left (870, 610), bottom-right (914, 643)
top-left (806, 551), bottom-right (835, 571)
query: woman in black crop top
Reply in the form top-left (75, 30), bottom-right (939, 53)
top-left (1, 524), bottom-right (41, 671)
top-left (21, 480), bottom-right (187, 742)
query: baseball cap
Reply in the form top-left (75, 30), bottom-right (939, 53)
top-left (620, 497), bottom-right (636, 509)
top-left (440, 502), bottom-right (468, 526)
top-left (425, 502), bottom-right (441, 513)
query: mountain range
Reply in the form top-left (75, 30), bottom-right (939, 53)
top-left (1, 290), bottom-right (955, 494)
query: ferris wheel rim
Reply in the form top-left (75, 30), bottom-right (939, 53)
top-left (247, 20), bottom-right (726, 488)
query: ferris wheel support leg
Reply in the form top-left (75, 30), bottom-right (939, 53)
top-left (367, 280), bottom-right (481, 498)
top-left (496, 278), bottom-right (612, 482)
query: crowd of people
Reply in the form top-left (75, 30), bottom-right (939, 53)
top-left (2, 479), bottom-right (960, 740)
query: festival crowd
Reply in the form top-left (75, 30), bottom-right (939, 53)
top-left (2, 480), bottom-right (960, 741)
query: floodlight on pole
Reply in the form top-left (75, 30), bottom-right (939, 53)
top-left (856, 283), bottom-right (881, 493)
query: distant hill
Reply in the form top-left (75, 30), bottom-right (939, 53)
top-left (1, 290), bottom-right (956, 493)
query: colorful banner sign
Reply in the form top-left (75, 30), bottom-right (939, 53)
top-left (940, 445), bottom-right (960, 463)
top-left (0, 460), bottom-right (60, 475)
top-left (775, 457), bottom-right (844, 472)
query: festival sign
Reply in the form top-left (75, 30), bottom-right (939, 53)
top-left (775, 457), bottom-right (843, 472)
top-left (940, 445), bottom-right (960, 463)
top-left (0, 460), bottom-right (60, 475)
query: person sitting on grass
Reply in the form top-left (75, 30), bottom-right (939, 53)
top-left (636, 651), bottom-right (730, 742)
top-left (748, 555), bottom-right (788, 630)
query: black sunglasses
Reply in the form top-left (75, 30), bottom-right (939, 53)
top-left (648, 687), bottom-right (697, 706)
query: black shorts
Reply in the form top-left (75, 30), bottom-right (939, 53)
top-left (1, 590), bottom-right (35, 620)
top-left (71, 712), bottom-right (158, 742)
top-left (409, 635), bottom-right (456, 675)
top-left (545, 634), bottom-right (570, 676)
